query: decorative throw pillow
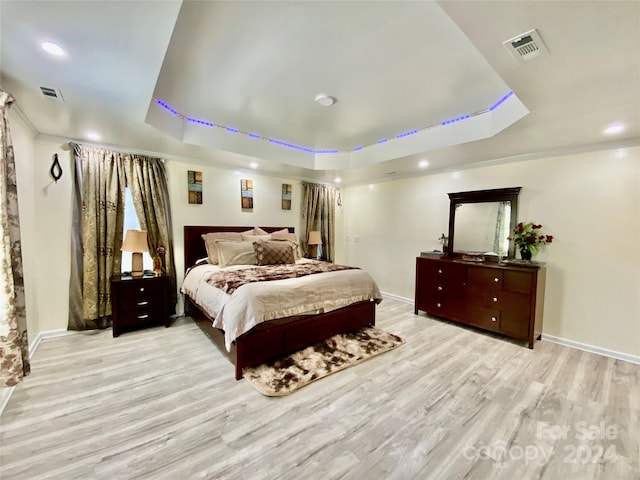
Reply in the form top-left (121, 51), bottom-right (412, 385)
top-left (201, 229), bottom-right (254, 264)
top-left (215, 241), bottom-right (257, 267)
top-left (253, 240), bottom-right (296, 265)
top-left (254, 226), bottom-right (270, 236)
top-left (242, 234), bottom-right (272, 242)
top-left (254, 227), bottom-right (290, 236)
top-left (270, 232), bottom-right (300, 259)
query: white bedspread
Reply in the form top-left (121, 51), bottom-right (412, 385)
top-left (181, 259), bottom-right (382, 351)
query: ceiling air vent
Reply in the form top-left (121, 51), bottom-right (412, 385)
top-left (503, 29), bottom-right (548, 63)
top-left (40, 86), bottom-right (65, 102)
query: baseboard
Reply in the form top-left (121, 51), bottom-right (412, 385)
top-left (381, 292), bottom-right (640, 365)
top-left (381, 291), bottom-right (413, 305)
top-left (541, 333), bottom-right (640, 365)
top-left (1, 329), bottom-right (69, 417)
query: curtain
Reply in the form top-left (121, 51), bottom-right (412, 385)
top-left (69, 145), bottom-right (125, 329)
top-left (68, 144), bottom-right (176, 329)
top-left (493, 201), bottom-right (510, 256)
top-left (0, 89), bottom-right (30, 386)
top-left (302, 182), bottom-right (336, 262)
top-left (124, 155), bottom-right (177, 310)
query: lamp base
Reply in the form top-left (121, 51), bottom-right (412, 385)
top-left (131, 252), bottom-right (144, 277)
top-left (308, 245), bottom-right (319, 259)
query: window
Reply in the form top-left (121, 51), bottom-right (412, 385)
top-left (121, 187), bottom-right (153, 273)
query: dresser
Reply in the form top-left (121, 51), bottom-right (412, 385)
top-left (415, 256), bottom-right (546, 348)
top-left (111, 274), bottom-right (170, 337)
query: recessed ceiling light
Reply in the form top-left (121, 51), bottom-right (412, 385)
top-left (249, 162), bottom-right (258, 169)
top-left (315, 93), bottom-right (337, 107)
top-left (334, 177), bottom-right (342, 184)
top-left (86, 131), bottom-right (101, 141)
top-left (604, 123), bottom-right (625, 135)
top-left (419, 159), bottom-right (429, 168)
top-left (42, 42), bottom-right (65, 57)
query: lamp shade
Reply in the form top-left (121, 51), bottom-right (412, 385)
top-left (308, 231), bottom-right (322, 245)
top-left (121, 230), bottom-right (149, 253)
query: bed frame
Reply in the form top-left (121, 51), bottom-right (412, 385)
top-left (183, 226), bottom-right (376, 380)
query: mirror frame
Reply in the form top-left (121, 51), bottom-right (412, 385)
top-left (447, 187), bottom-right (521, 260)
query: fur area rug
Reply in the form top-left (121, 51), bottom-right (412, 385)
top-left (243, 326), bottom-right (404, 396)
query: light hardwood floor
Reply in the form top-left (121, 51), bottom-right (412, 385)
top-left (1, 298), bottom-right (638, 480)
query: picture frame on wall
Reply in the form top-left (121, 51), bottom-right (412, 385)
top-left (188, 170), bottom-right (202, 204)
top-left (282, 183), bottom-right (292, 210)
top-left (241, 179), bottom-right (253, 209)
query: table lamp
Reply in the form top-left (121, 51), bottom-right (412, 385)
top-left (122, 229), bottom-right (149, 277)
top-left (307, 231), bottom-right (322, 259)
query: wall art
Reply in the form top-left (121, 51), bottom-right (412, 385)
top-left (188, 170), bottom-right (202, 204)
top-left (282, 183), bottom-right (292, 210)
top-left (241, 179), bottom-right (253, 209)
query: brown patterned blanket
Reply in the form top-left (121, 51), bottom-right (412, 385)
top-left (206, 263), bottom-right (358, 295)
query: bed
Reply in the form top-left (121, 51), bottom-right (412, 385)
top-left (182, 226), bottom-right (382, 380)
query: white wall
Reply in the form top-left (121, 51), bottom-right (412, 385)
top-left (11, 134), bottom-right (308, 332)
top-left (341, 146), bottom-right (640, 357)
top-left (166, 160), bottom-right (305, 313)
top-left (9, 110), bottom-right (39, 344)
top-left (10, 120), bottom-right (639, 358)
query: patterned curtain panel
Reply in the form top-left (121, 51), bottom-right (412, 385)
top-left (302, 182), bottom-right (336, 262)
top-left (69, 144), bottom-right (125, 329)
top-left (0, 89), bottom-right (30, 386)
top-left (124, 155), bottom-right (177, 309)
top-left (68, 145), bottom-right (176, 329)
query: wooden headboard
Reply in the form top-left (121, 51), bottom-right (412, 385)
top-left (183, 226), bottom-right (295, 269)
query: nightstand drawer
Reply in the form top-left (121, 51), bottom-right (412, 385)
top-left (117, 308), bottom-right (165, 329)
top-left (118, 286), bottom-right (164, 312)
top-left (111, 274), bottom-right (169, 337)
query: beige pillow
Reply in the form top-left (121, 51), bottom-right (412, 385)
top-left (242, 234), bottom-right (271, 242)
top-left (253, 240), bottom-right (296, 265)
top-left (202, 229), bottom-right (254, 264)
top-left (254, 227), bottom-right (290, 236)
top-left (215, 241), bottom-right (257, 267)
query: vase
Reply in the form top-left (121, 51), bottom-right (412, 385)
top-left (520, 249), bottom-right (532, 261)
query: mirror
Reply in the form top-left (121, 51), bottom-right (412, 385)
top-left (447, 187), bottom-right (521, 259)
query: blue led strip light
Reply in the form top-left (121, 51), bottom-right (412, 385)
top-left (154, 91), bottom-right (514, 155)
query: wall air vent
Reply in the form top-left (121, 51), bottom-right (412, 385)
top-left (40, 86), bottom-right (65, 102)
top-left (503, 29), bottom-right (548, 63)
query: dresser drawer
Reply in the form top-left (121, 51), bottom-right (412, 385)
top-left (503, 270), bottom-right (534, 295)
top-left (467, 266), bottom-right (503, 290)
top-left (417, 257), bottom-right (465, 282)
top-left (466, 306), bottom-right (501, 333)
top-left (422, 297), bottom-right (464, 320)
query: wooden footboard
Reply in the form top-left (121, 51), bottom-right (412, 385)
top-left (186, 297), bottom-right (376, 380)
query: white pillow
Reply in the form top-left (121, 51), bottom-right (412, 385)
top-left (215, 241), bottom-right (257, 267)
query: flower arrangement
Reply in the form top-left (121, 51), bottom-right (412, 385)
top-left (508, 222), bottom-right (553, 260)
top-left (153, 246), bottom-right (166, 275)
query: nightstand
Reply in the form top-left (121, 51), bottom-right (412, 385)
top-left (110, 273), bottom-right (170, 337)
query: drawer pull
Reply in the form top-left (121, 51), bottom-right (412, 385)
top-left (137, 314), bottom-right (149, 320)
top-left (137, 301), bottom-right (149, 306)
top-left (491, 316), bottom-right (497, 322)
top-left (492, 297), bottom-right (498, 303)
top-left (438, 269), bottom-right (443, 274)
top-left (139, 287), bottom-right (145, 292)
top-left (437, 286), bottom-right (443, 291)
top-left (494, 277), bottom-right (500, 283)
top-left (436, 303), bottom-right (442, 308)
